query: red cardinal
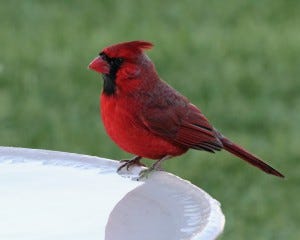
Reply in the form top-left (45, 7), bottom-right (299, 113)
top-left (89, 40), bottom-right (284, 178)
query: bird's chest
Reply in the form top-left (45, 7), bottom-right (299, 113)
top-left (100, 94), bottom-right (144, 150)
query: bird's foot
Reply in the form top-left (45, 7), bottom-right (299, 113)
top-left (138, 167), bottom-right (154, 180)
top-left (117, 156), bottom-right (144, 172)
top-left (137, 156), bottom-right (170, 180)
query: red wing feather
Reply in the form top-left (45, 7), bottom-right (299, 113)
top-left (174, 104), bottom-right (223, 152)
top-left (141, 86), bottom-right (223, 152)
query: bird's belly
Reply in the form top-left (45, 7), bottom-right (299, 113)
top-left (100, 97), bottom-right (186, 159)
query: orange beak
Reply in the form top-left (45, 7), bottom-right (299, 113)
top-left (88, 56), bottom-right (110, 74)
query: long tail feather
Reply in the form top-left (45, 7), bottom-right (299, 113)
top-left (220, 136), bottom-right (284, 178)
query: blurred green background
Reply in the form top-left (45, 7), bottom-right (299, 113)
top-left (1, 0), bottom-right (299, 239)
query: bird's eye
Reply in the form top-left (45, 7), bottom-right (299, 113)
top-left (99, 52), bottom-right (123, 66)
top-left (99, 52), bottom-right (109, 62)
top-left (112, 58), bottom-right (123, 65)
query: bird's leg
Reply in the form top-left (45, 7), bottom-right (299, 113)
top-left (138, 155), bottom-right (172, 180)
top-left (117, 156), bottom-right (144, 172)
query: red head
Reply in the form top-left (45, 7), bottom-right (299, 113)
top-left (89, 40), bottom-right (155, 95)
top-left (89, 40), bottom-right (153, 74)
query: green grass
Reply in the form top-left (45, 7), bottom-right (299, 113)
top-left (1, 0), bottom-right (299, 239)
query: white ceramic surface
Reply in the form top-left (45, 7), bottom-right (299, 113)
top-left (0, 147), bottom-right (225, 240)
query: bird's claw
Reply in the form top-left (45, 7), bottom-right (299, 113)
top-left (137, 167), bottom-right (154, 180)
top-left (137, 161), bottom-right (164, 180)
top-left (117, 156), bottom-right (144, 172)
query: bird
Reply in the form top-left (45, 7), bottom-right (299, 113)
top-left (88, 40), bottom-right (284, 178)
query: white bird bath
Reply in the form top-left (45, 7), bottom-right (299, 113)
top-left (0, 147), bottom-right (225, 240)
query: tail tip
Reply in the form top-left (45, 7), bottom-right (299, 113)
top-left (273, 171), bottom-right (285, 178)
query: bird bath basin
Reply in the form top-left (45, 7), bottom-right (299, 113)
top-left (0, 146), bottom-right (225, 240)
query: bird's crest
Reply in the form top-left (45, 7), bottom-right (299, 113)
top-left (102, 40), bottom-right (153, 59)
